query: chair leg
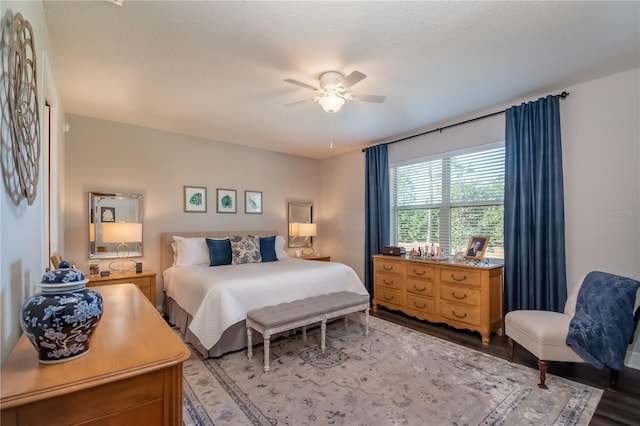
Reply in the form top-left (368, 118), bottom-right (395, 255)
top-left (538, 360), bottom-right (549, 389)
top-left (610, 368), bottom-right (619, 390)
top-left (507, 337), bottom-right (515, 362)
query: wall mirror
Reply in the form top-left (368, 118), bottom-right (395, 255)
top-left (288, 202), bottom-right (312, 248)
top-left (89, 191), bottom-right (143, 259)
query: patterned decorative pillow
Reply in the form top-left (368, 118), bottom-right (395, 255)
top-left (230, 235), bottom-right (262, 265)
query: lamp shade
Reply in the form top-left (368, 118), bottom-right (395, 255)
top-left (318, 93), bottom-right (345, 113)
top-left (298, 223), bottom-right (317, 237)
top-left (101, 222), bottom-right (142, 243)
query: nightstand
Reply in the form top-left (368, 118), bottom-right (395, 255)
top-left (302, 254), bottom-right (331, 262)
top-left (87, 269), bottom-right (156, 306)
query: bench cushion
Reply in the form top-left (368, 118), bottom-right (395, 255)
top-left (247, 291), bottom-right (369, 328)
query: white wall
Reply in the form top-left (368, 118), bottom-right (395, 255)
top-left (1, 1), bottom-right (65, 365)
top-left (320, 149), bottom-right (366, 280)
top-left (561, 68), bottom-right (640, 366)
top-left (323, 67), bottom-right (640, 367)
top-left (64, 114), bottom-right (322, 308)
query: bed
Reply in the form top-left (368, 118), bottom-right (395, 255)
top-left (161, 231), bottom-right (369, 357)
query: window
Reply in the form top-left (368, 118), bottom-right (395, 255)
top-left (390, 143), bottom-right (505, 258)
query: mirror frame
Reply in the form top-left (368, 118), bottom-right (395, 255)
top-left (89, 191), bottom-right (143, 259)
top-left (288, 202), bottom-right (312, 248)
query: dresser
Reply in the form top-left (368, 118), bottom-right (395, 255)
top-left (372, 255), bottom-right (504, 344)
top-left (1, 284), bottom-right (190, 426)
top-left (87, 269), bottom-right (156, 307)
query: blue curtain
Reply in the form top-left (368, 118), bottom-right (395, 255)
top-left (365, 144), bottom-right (390, 295)
top-left (504, 95), bottom-right (567, 312)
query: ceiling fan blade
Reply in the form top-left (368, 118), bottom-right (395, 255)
top-left (350, 93), bottom-right (386, 103)
top-left (284, 97), bottom-right (318, 107)
top-left (284, 78), bottom-right (320, 91)
top-left (339, 71), bottom-right (366, 89)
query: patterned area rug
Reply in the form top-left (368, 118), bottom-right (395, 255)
top-left (182, 316), bottom-right (602, 425)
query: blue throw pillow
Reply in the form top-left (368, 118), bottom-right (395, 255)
top-left (205, 238), bottom-right (232, 266)
top-left (260, 236), bottom-right (278, 262)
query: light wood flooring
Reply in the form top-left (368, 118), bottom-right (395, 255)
top-left (372, 307), bottom-right (640, 426)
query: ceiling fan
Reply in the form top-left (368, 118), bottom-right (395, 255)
top-left (284, 71), bottom-right (386, 113)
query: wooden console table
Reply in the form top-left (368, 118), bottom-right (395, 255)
top-left (1, 283), bottom-right (190, 426)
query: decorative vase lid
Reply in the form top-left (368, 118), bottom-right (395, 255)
top-left (39, 261), bottom-right (89, 293)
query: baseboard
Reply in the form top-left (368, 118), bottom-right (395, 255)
top-left (625, 349), bottom-right (640, 370)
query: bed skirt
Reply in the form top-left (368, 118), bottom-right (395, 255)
top-left (166, 295), bottom-right (333, 358)
top-left (165, 296), bottom-right (253, 358)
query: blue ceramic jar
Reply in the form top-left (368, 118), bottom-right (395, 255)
top-left (20, 261), bottom-right (104, 363)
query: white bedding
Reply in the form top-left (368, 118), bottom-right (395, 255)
top-left (163, 257), bottom-right (369, 350)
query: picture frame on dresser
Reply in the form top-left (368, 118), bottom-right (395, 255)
top-left (464, 236), bottom-right (489, 260)
top-left (217, 188), bottom-right (237, 213)
top-left (184, 186), bottom-right (207, 213)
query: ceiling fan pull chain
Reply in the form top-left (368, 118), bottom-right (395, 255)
top-left (329, 114), bottom-right (334, 149)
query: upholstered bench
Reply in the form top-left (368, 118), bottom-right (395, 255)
top-left (246, 291), bottom-right (370, 372)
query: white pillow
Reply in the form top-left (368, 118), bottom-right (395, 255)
top-left (172, 236), bottom-right (209, 266)
top-left (275, 235), bottom-right (290, 259)
top-left (170, 241), bottom-right (177, 265)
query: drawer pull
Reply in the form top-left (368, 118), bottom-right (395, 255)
top-left (384, 295), bottom-right (394, 301)
top-left (452, 310), bottom-right (467, 319)
top-left (413, 285), bottom-right (426, 292)
top-left (413, 269), bottom-right (426, 276)
top-left (451, 292), bottom-right (467, 300)
top-left (413, 301), bottom-right (426, 309)
top-left (383, 279), bottom-right (395, 285)
top-left (383, 265), bottom-right (394, 271)
top-left (451, 274), bottom-right (467, 281)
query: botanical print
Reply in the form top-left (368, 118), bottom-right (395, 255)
top-left (245, 191), bottom-right (262, 214)
top-left (184, 186), bottom-right (207, 213)
top-left (217, 189), bottom-right (237, 213)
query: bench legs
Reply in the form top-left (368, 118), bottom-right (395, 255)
top-left (364, 309), bottom-right (370, 337)
top-left (263, 335), bottom-right (271, 372)
top-left (321, 319), bottom-right (327, 353)
top-left (247, 309), bottom-right (370, 373)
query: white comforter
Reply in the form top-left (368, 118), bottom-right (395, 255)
top-left (163, 258), bottom-right (369, 350)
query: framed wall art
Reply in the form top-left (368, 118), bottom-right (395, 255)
top-left (101, 207), bottom-right (115, 222)
top-left (184, 186), bottom-right (207, 213)
top-left (464, 236), bottom-right (489, 260)
top-left (217, 188), bottom-right (237, 213)
top-left (245, 190), bottom-right (262, 214)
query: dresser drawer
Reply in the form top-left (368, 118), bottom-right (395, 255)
top-left (374, 287), bottom-right (404, 307)
top-left (407, 264), bottom-right (434, 280)
top-left (375, 259), bottom-right (404, 275)
top-left (406, 278), bottom-right (434, 297)
top-left (440, 268), bottom-right (481, 287)
top-left (440, 284), bottom-right (480, 307)
top-left (405, 294), bottom-right (436, 314)
top-left (374, 273), bottom-right (403, 291)
top-left (99, 276), bottom-right (151, 289)
top-left (440, 301), bottom-right (481, 326)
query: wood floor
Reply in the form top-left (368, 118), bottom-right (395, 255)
top-left (372, 307), bottom-right (640, 426)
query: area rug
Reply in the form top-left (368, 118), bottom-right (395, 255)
top-left (182, 315), bottom-right (602, 425)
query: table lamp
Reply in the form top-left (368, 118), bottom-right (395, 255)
top-left (101, 222), bottom-right (142, 272)
top-left (298, 223), bottom-right (317, 256)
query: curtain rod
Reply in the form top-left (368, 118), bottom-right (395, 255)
top-left (362, 91), bottom-right (570, 152)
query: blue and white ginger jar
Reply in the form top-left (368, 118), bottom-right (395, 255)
top-left (20, 261), bottom-right (104, 363)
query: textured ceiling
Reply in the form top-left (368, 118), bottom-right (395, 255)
top-left (43, 1), bottom-right (639, 159)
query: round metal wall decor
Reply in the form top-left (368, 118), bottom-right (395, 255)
top-left (8, 13), bottom-right (40, 205)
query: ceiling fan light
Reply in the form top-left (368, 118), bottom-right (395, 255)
top-left (318, 93), bottom-right (345, 113)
